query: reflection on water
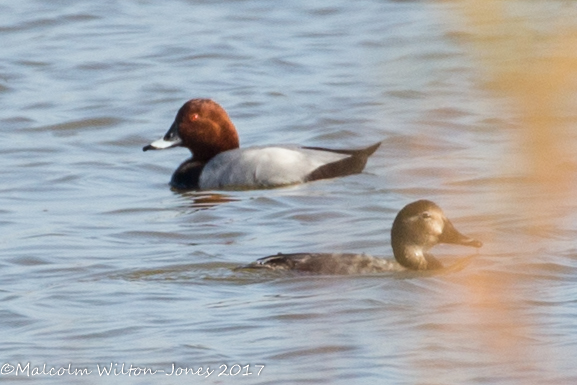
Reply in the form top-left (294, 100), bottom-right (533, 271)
top-left (178, 191), bottom-right (240, 210)
top-left (446, 1), bottom-right (577, 381)
top-left (453, 0), bottom-right (576, 197)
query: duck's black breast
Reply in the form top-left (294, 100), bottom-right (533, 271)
top-left (170, 159), bottom-right (205, 190)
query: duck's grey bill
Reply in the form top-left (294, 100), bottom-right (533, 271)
top-left (440, 220), bottom-right (483, 248)
top-left (143, 138), bottom-right (181, 151)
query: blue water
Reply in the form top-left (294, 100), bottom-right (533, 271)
top-left (2, 0), bottom-right (577, 384)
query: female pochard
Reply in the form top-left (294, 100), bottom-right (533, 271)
top-left (243, 200), bottom-right (482, 274)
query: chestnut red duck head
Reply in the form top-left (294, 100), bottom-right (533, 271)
top-left (143, 99), bottom-right (239, 162)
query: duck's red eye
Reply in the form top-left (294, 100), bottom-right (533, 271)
top-left (191, 113), bottom-right (199, 121)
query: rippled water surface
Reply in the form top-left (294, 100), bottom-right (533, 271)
top-left (2, 0), bottom-right (577, 384)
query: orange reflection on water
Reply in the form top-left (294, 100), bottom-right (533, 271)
top-left (457, 0), bottom-right (576, 190)
top-left (446, 0), bottom-right (577, 379)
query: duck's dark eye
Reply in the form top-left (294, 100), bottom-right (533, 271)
top-left (421, 212), bottom-right (432, 219)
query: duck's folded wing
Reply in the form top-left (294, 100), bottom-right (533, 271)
top-left (242, 252), bottom-right (399, 275)
top-left (304, 142), bottom-right (381, 182)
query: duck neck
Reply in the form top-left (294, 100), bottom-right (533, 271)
top-left (190, 121), bottom-right (239, 162)
top-left (392, 243), bottom-right (443, 270)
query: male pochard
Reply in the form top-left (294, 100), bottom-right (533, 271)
top-left (143, 99), bottom-right (380, 190)
top-left (243, 200), bottom-right (482, 274)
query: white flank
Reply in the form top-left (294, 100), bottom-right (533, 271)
top-left (199, 146), bottom-right (348, 189)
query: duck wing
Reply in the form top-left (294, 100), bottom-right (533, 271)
top-left (304, 142), bottom-right (381, 182)
top-left (242, 252), bottom-right (399, 275)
